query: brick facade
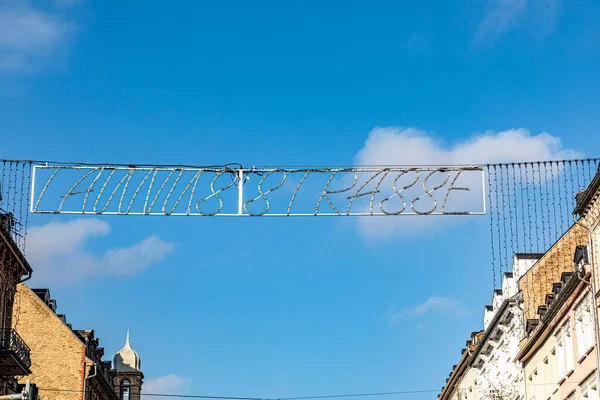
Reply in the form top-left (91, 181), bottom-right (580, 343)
top-left (12, 284), bottom-right (118, 400)
top-left (12, 284), bottom-right (86, 400)
top-left (113, 372), bottom-right (143, 400)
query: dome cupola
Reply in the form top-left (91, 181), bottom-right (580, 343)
top-left (114, 330), bottom-right (141, 372)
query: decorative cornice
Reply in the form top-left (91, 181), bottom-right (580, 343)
top-left (470, 296), bottom-right (519, 367)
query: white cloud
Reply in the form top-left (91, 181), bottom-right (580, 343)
top-left (354, 127), bottom-right (580, 239)
top-left (144, 375), bottom-right (189, 397)
top-left (355, 127), bottom-right (578, 166)
top-left (384, 296), bottom-right (468, 326)
top-left (0, 0), bottom-right (76, 73)
top-left (475, 0), bottom-right (560, 44)
top-left (25, 218), bottom-right (175, 284)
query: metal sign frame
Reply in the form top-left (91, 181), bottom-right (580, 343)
top-left (30, 165), bottom-right (487, 217)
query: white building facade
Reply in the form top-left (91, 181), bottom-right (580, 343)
top-left (439, 254), bottom-right (542, 400)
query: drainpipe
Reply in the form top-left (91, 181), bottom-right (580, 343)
top-left (82, 363), bottom-right (98, 400)
top-left (515, 361), bottom-right (528, 400)
top-left (515, 298), bottom-right (529, 400)
top-left (575, 269), bottom-right (600, 383)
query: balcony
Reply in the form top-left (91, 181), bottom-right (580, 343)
top-left (0, 329), bottom-right (31, 376)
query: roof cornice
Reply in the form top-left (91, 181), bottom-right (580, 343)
top-left (470, 296), bottom-right (518, 367)
top-left (574, 166), bottom-right (600, 218)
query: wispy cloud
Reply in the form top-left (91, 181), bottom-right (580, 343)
top-left (384, 296), bottom-right (468, 326)
top-left (354, 127), bottom-right (579, 239)
top-left (413, 296), bottom-right (468, 316)
top-left (474, 0), bottom-right (560, 45)
top-left (0, 0), bottom-right (78, 73)
top-left (406, 34), bottom-right (431, 50)
top-left (25, 218), bottom-right (175, 284)
top-left (144, 375), bottom-right (190, 398)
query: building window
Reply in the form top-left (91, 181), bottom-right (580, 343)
top-left (582, 374), bottom-right (598, 400)
top-left (550, 350), bottom-right (558, 388)
top-left (120, 379), bottom-right (130, 400)
top-left (555, 321), bottom-right (574, 379)
top-left (565, 323), bottom-right (574, 372)
top-left (556, 339), bottom-right (565, 379)
top-left (576, 294), bottom-right (595, 359)
top-left (539, 356), bottom-right (551, 398)
top-left (530, 369), bottom-right (538, 400)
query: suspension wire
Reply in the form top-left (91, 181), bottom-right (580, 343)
top-left (511, 164), bottom-right (519, 255)
top-left (585, 159), bottom-right (591, 188)
top-left (542, 162), bottom-right (551, 306)
top-left (0, 160), bottom-right (32, 252)
top-left (17, 163), bottom-right (24, 249)
top-left (4, 157), bottom-right (600, 169)
top-left (544, 163), bottom-right (556, 245)
top-left (505, 164), bottom-right (515, 263)
top-left (530, 163), bottom-right (539, 252)
top-left (36, 388), bottom-right (441, 399)
top-left (518, 164), bottom-right (527, 254)
top-left (22, 162), bottom-right (32, 253)
top-left (569, 161), bottom-right (577, 221)
top-left (487, 166), bottom-right (497, 288)
top-left (5, 156), bottom-right (600, 169)
top-left (535, 163), bottom-right (546, 251)
top-left (576, 160), bottom-right (582, 192)
top-left (7, 161), bottom-right (14, 214)
top-left (578, 159), bottom-right (583, 192)
top-left (494, 165), bottom-right (503, 285)
top-left (501, 164), bottom-right (510, 278)
top-left (525, 164), bottom-right (534, 253)
top-left (581, 159), bottom-right (587, 184)
top-left (547, 162), bottom-right (558, 242)
top-left (0, 161), bottom-right (6, 208)
top-left (555, 161), bottom-right (565, 236)
top-left (566, 161), bottom-right (574, 229)
top-left (37, 379), bottom-right (600, 400)
top-left (1, 156), bottom-right (600, 289)
top-left (481, 159), bottom-right (599, 291)
top-left (543, 163), bottom-right (552, 247)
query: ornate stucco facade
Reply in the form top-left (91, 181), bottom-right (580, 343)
top-left (439, 254), bottom-right (540, 400)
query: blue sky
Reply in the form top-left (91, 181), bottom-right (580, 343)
top-left (2, 0), bottom-right (600, 399)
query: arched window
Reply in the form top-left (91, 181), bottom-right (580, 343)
top-left (120, 379), bottom-right (130, 400)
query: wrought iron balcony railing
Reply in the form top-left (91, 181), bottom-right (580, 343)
top-left (0, 328), bottom-right (32, 375)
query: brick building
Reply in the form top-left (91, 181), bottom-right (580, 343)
top-left (12, 284), bottom-right (143, 400)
